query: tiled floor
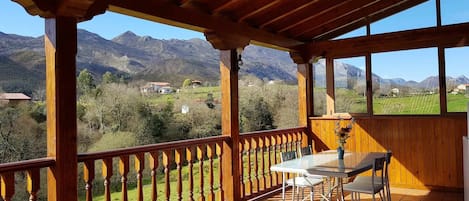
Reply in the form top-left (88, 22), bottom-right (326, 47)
top-left (259, 187), bottom-right (463, 201)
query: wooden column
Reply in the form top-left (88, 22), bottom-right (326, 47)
top-left (219, 49), bottom-right (241, 200)
top-left (205, 31), bottom-right (249, 201)
top-left (290, 51), bottom-right (313, 147)
top-left (325, 57), bottom-right (335, 116)
top-left (45, 17), bottom-right (78, 201)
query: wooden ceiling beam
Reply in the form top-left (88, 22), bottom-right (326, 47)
top-left (13, 0), bottom-right (108, 21)
top-left (236, 0), bottom-right (282, 22)
top-left (212, 0), bottom-right (240, 14)
top-left (255, 0), bottom-right (316, 29)
top-left (108, 0), bottom-right (303, 50)
top-left (299, 0), bottom-right (419, 39)
top-left (284, 0), bottom-right (379, 36)
top-left (305, 22), bottom-right (469, 58)
top-left (273, 0), bottom-right (353, 33)
top-left (315, 0), bottom-right (427, 40)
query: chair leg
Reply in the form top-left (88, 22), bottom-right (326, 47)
top-left (386, 183), bottom-right (391, 201)
top-left (372, 193), bottom-right (376, 201)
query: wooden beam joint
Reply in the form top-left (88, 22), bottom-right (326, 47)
top-left (204, 31), bottom-right (250, 50)
top-left (12, 0), bottom-right (109, 21)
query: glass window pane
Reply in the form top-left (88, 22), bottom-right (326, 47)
top-left (372, 48), bottom-right (440, 114)
top-left (313, 59), bottom-right (326, 116)
top-left (334, 57), bottom-right (367, 113)
top-left (441, 0), bottom-right (469, 25)
top-left (371, 0), bottom-right (436, 34)
top-left (445, 47), bottom-right (469, 112)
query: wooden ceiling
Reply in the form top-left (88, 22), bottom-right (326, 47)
top-left (14, 0), bottom-right (427, 50)
top-left (107, 0), bottom-right (427, 50)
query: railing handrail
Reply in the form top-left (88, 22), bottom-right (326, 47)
top-left (0, 157), bottom-right (55, 173)
top-left (78, 135), bottom-right (230, 162)
top-left (239, 126), bottom-right (307, 140)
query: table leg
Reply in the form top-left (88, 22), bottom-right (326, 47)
top-left (282, 172), bottom-right (286, 201)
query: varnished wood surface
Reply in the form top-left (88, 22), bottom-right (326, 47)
top-left (259, 187), bottom-right (464, 201)
top-left (310, 116), bottom-right (467, 189)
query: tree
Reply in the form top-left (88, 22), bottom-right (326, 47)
top-left (182, 79), bottom-right (192, 88)
top-left (102, 71), bottom-right (118, 85)
top-left (240, 97), bottom-right (276, 132)
top-left (77, 69), bottom-right (95, 95)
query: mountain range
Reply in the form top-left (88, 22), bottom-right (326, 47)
top-left (0, 29), bottom-right (468, 95)
top-left (0, 29), bottom-right (297, 94)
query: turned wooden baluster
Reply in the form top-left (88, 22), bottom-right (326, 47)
top-left (175, 149), bottom-right (183, 201)
top-left (259, 136), bottom-right (266, 191)
top-left (135, 153), bottom-right (145, 201)
top-left (239, 141), bottom-right (245, 198)
top-left (1, 172), bottom-right (14, 201)
top-left (216, 142), bottom-right (224, 200)
top-left (273, 135), bottom-right (279, 186)
top-left (245, 138), bottom-right (252, 196)
top-left (102, 158), bottom-right (113, 201)
top-left (27, 168), bottom-right (40, 201)
top-left (287, 133), bottom-right (293, 152)
top-left (119, 155), bottom-right (129, 201)
top-left (252, 137), bottom-right (259, 193)
top-left (149, 152), bottom-right (159, 201)
top-left (207, 143), bottom-right (215, 201)
top-left (196, 145), bottom-right (205, 201)
top-left (84, 160), bottom-right (95, 201)
top-left (186, 147), bottom-right (195, 201)
top-left (265, 136), bottom-right (272, 188)
top-left (162, 150), bottom-right (171, 201)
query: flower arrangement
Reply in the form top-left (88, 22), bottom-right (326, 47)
top-left (335, 117), bottom-right (355, 149)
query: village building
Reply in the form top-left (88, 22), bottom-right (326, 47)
top-left (0, 93), bottom-right (31, 106)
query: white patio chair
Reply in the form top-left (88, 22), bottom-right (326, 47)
top-left (281, 150), bottom-right (324, 201)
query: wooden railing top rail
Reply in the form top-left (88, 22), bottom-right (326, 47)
top-left (239, 127), bottom-right (307, 140)
top-left (0, 157), bottom-right (55, 173)
top-left (78, 135), bottom-right (230, 162)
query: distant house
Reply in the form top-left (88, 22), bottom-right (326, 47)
top-left (452, 84), bottom-right (469, 95)
top-left (390, 88), bottom-right (400, 96)
top-left (140, 82), bottom-right (171, 94)
top-left (0, 93), bottom-right (31, 106)
top-left (191, 80), bottom-right (202, 88)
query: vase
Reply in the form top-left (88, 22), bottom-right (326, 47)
top-left (337, 147), bottom-right (344, 159)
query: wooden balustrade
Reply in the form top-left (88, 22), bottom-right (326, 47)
top-left (239, 127), bottom-right (308, 200)
top-left (77, 135), bottom-right (228, 201)
top-left (0, 158), bottom-right (55, 201)
top-left (0, 128), bottom-right (308, 201)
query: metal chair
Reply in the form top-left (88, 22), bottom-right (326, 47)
top-left (342, 156), bottom-right (387, 201)
top-left (281, 150), bottom-right (323, 201)
top-left (352, 151), bottom-right (393, 201)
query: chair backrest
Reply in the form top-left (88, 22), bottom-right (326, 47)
top-left (371, 156), bottom-right (386, 188)
top-left (299, 145), bottom-right (312, 157)
top-left (281, 151), bottom-right (297, 162)
top-left (384, 150), bottom-right (393, 180)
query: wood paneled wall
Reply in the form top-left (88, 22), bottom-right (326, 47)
top-left (309, 116), bottom-right (467, 190)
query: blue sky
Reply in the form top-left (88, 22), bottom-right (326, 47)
top-left (1, 0), bottom-right (468, 82)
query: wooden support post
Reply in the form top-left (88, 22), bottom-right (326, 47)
top-left (219, 49), bottom-right (241, 200)
top-left (325, 57), bottom-right (335, 116)
top-left (45, 17), bottom-right (78, 201)
top-left (205, 31), bottom-right (249, 201)
top-left (291, 51), bottom-right (313, 147)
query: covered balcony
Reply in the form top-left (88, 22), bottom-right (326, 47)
top-left (0, 0), bottom-right (468, 201)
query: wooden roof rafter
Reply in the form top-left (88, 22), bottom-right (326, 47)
top-left (256, 0), bottom-right (320, 29)
top-left (284, 0), bottom-right (380, 36)
top-left (313, 0), bottom-right (427, 40)
top-left (235, 0), bottom-right (283, 22)
top-left (108, 0), bottom-right (303, 50)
